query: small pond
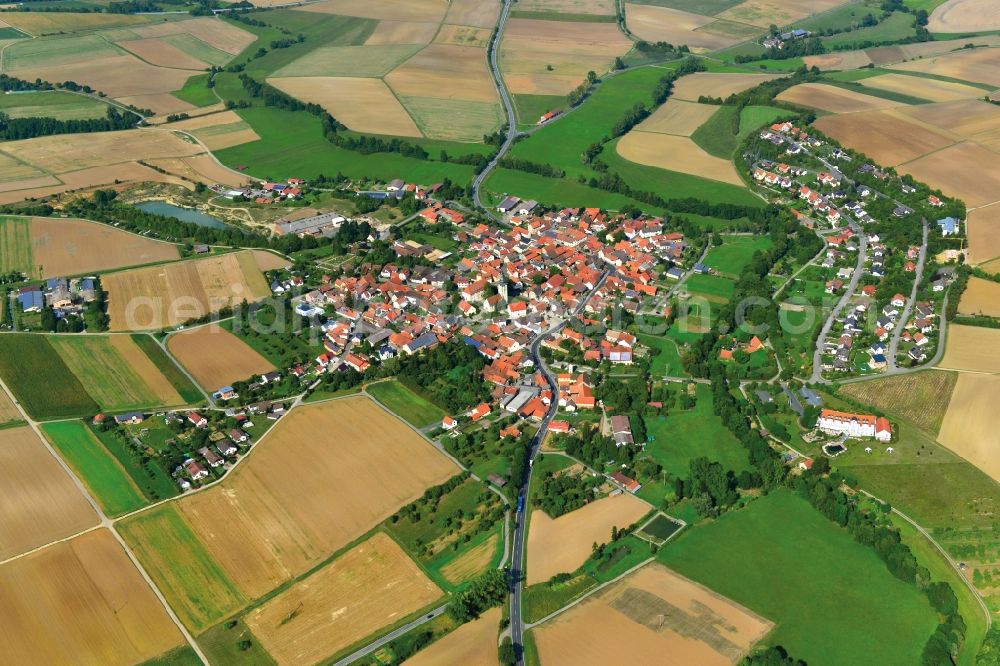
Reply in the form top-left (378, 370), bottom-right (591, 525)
top-left (136, 201), bottom-right (225, 229)
top-left (823, 443), bottom-right (846, 456)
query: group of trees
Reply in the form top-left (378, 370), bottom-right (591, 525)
top-left (497, 157), bottom-right (565, 179)
top-left (535, 462), bottom-right (600, 518)
top-left (448, 569), bottom-right (508, 622)
top-left (396, 342), bottom-right (490, 413)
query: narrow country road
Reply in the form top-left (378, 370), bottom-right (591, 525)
top-left (471, 0), bottom-right (517, 217)
top-left (887, 218), bottom-right (929, 371)
top-left (330, 605), bottom-right (449, 666)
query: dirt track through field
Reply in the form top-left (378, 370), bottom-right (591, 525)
top-left (246, 532), bottom-right (442, 665)
top-left (527, 492), bottom-right (649, 585)
top-left (533, 563), bottom-right (772, 665)
top-left (0, 426), bottom-right (98, 560)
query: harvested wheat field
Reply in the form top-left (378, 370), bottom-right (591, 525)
top-left (519, 0), bottom-right (615, 15)
top-left (959, 277), bottom-right (1000, 317)
top-left (444, 0), bottom-right (500, 27)
top-left (118, 37), bottom-right (209, 70)
top-left (120, 93), bottom-right (195, 116)
top-left (167, 324), bottom-right (275, 390)
top-left (968, 205), bottom-right (1000, 265)
top-left (388, 44), bottom-right (499, 101)
top-left (103, 250), bottom-right (270, 331)
top-left (246, 532), bottom-right (442, 665)
top-left (0, 426), bottom-right (98, 560)
top-left (298, 0), bottom-right (447, 22)
top-left (273, 43), bottom-right (423, 78)
top-left (901, 142), bottom-right (1000, 208)
top-left (637, 99), bottom-right (720, 136)
top-left (899, 99), bottom-right (1000, 138)
top-left (184, 122), bottom-right (259, 151)
top-left (126, 16), bottom-right (255, 56)
top-left (252, 249), bottom-right (291, 270)
top-left (500, 18), bottom-right (631, 95)
top-left (270, 76), bottom-right (422, 137)
top-left (440, 532), bottom-right (499, 584)
top-left (776, 83), bottom-right (901, 113)
top-left (366, 19), bottom-right (438, 45)
top-left (30, 217), bottom-right (179, 278)
top-left (145, 154), bottom-right (247, 189)
top-left (939, 374), bottom-right (1000, 483)
top-left (176, 396), bottom-right (458, 599)
top-left (13, 55), bottom-right (193, 106)
top-left (0, 530), bottom-right (183, 665)
top-left (0, 150), bottom-right (49, 183)
top-left (672, 72), bottom-right (778, 102)
top-left (624, 5), bottom-right (738, 52)
top-left (534, 563), bottom-right (773, 665)
top-left (860, 73), bottom-right (985, 102)
top-left (814, 109), bottom-right (954, 166)
top-left (0, 164), bottom-right (191, 204)
top-left (617, 132), bottom-right (743, 185)
top-left (929, 0), bottom-right (1000, 33)
top-left (939, 325), bottom-right (1000, 374)
top-left (0, 11), bottom-right (156, 36)
top-left (899, 35), bottom-right (1000, 60)
top-left (527, 492), bottom-right (649, 585)
top-left (405, 607), bottom-right (501, 666)
top-left (803, 51), bottom-right (873, 70)
top-left (719, 0), bottom-right (846, 26)
top-left (435, 24), bottom-right (492, 47)
top-left (893, 48), bottom-right (1000, 88)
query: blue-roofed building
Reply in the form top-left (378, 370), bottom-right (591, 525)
top-left (17, 289), bottom-right (43, 313)
top-left (693, 263), bottom-right (710, 274)
top-left (792, 28), bottom-right (810, 38)
top-left (937, 217), bottom-right (959, 236)
top-left (463, 335), bottom-right (482, 349)
top-left (404, 333), bottom-right (439, 355)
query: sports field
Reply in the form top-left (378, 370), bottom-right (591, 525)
top-left (0, 426), bottom-right (98, 560)
top-left (167, 324), bottom-right (276, 391)
top-left (526, 492), bottom-right (649, 585)
top-left (49, 335), bottom-right (188, 411)
top-left (659, 490), bottom-right (939, 665)
top-left (939, 324), bottom-right (1000, 373)
top-left (42, 421), bottom-right (147, 517)
top-left (117, 504), bottom-right (247, 632)
top-left (0, 529), bottom-right (184, 664)
top-left (407, 606), bottom-right (501, 666)
top-left (533, 563), bottom-right (772, 665)
top-left (103, 250), bottom-right (271, 330)
top-left (366, 379), bottom-right (445, 428)
top-left (245, 532), bottom-right (442, 665)
top-left (938, 373), bottom-right (1000, 483)
top-left (126, 396), bottom-right (457, 625)
top-left (0, 334), bottom-right (100, 419)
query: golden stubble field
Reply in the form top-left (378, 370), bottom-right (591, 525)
top-left (533, 563), bottom-right (773, 665)
top-left (892, 47), bottom-right (1000, 88)
top-left (167, 324), bottom-right (276, 390)
top-left (637, 99), bottom-right (720, 136)
top-left (938, 373), bottom-right (1000, 483)
top-left (929, 0), bottom-right (1000, 33)
top-left (814, 108), bottom-right (954, 166)
top-left (0, 426), bottom-right (98, 560)
top-left (103, 250), bottom-right (271, 331)
top-left (30, 217), bottom-right (180, 278)
top-left (624, 5), bottom-right (740, 52)
top-left (959, 276), bottom-right (1000, 316)
top-left (967, 205), bottom-right (1000, 265)
top-left (176, 396), bottom-right (458, 599)
top-left (405, 606), bottom-right (501, 666)
top-left (246, 532), bottom-right (443, 665)
top-left (527, 492), bottom-right (649, 585)
top-left (939, 325), bottom-right (1000, 374)
top-left (860, 73), bottom-right (985, 102)
top-left (900, 142), bottom-right (1000, 208)
top-left (718, 0), bottom-right (847, 26)
top-left (775, 83), bottom-right (901, 113)
top-left (0, 529), bottom-right (184, 665)
top-left (617, 132), bottom-right (744, 185)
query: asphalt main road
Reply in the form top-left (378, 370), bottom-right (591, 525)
top-left (509, 269), bottom-right (611, 664)
top-left (472, 0), bottom-right (518, 217)
top-left (887, 218), bottom-right (929, 371)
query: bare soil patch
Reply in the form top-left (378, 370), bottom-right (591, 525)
top-left (959, 277), bottom-right (1000, 316)
top-left (861, 73), bottom-right (985, 102)
top-left (177, 396), bottom-right (458, 599)
top-left (939, 374), bottom-right (1000, 483)
top-left (939, 324), bottom-right (1000, 374)
top-left (388, 43), bottom-right (499, 101)
top-left (929, 0), bottom-right (1000, 33)
top-left (246, 532), bottom-right (442, 666)
top-left (533, 563), bottom-right (773, 665)
top-left (617, 132), bottom-right (744, 185)
top-left (0, 529), bottom-right (183, 665)
top-left (118, 37), bottom-right (209, 70)
top-left (967, 205), bottom-right (1000, 265)
top-left (270, 76), bottom-right (422, 137)
top-left (30, 217), bottom-right (179, 278)
top-left (405, 606), bottom-right (500, 666)
top-left (624, 4), bottom-right (738, 52)
top-left (814, 109), bottom-right (955, 166)
top-left (900, 141), bottom-right (1000, 208)
top-left (167, 324), bottom-right (276, 391)
top-left (775, 82), bottom-right (901, 113)
top-left (104, 250), bottom-right (270, 331)
top-left (526, 492), bottom-right (649, 585)
top-left (297, 0), bottom-right (448, 22)
top-left (637, 99), bottom-right (720, 136)
top-left (892, 48), bottom-right (1000, 87)
top-left (673, 72), bottom-right (778, 102)
top-left (366, 20), bottom-right (438, 45)
top-left (0, 426), bottom-right (98, 560)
